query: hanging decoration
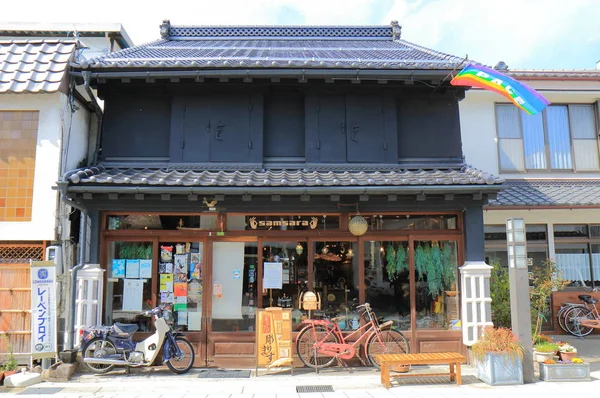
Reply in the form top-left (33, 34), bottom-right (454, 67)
top-left (348, 214), bottom-right (368, 236)
top-left (441, 242), bottom-right (456, 290)
top-left (450, 63), bottom-right (549, 115)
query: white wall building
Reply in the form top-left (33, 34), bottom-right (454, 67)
top-left (460, 68), bottom-right (600, 331)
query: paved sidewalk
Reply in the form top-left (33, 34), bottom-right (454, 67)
top-left (1, 335), bottom-right (598, 397)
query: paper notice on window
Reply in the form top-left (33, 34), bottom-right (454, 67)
top-left (160, 274), bottom-right (173, 292)
top-left (139, 259), bottom-right (152, 278)
top-left (125, 260), bottom-right (140, 279)
top-left (188, 311), bottom-right (202, 331)
top-left (112, 259), bottom-right (125, 278)
top-left (263, 262), bottom-right (283, 289)
top-left (178, 311), bottom-right (188, 325)
top-left (122, 279), bottom-right (143, 311)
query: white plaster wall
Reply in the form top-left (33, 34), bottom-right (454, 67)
top-left (484, 208), bottom-right (600, 225)
top-left (460, 80), bottom-right (600, 178)
top-left (0, 93), bottom-right (62, 240)
top-left (60, 94), bottom-right (90, 172)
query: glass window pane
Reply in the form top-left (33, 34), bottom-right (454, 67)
top-left (496, 104), bottom-right (521, 138)
top-left (526, 225), bottom-right (547, 242)
top-left (485, 225), bottom-right (507, 241)
top-left (414, 241), bottom-right (459, 330)
top-left (573, 140), bottom-right (600, 171)
top-left (359, 215), bottom-right (457, 230)
top-left (261, 241), bottom-right (307, 330)
top-left (555, 243), bottom-right (591, 287)
top-left (546, 106), bottom-right (573, 169)
top-left (106, 241), bottom-right (153, 331)
top-left (211, 242), bottom-right (257, 332)
top-left (365, 241), bottom-right (411, 331)
top-left (553, 224), bottom-right (588, 238)
top-left (569, 105), bottom-right (596, 139)
top-left (106, 214), bottom-right (217, 230)
top-left (589, 244), bottom-right (600, 287)
top-left (522, 113), bottom-right (546, 169)
top-left (499, 138), bottom-right (525, 171)
top-left (157, 241), bottom-right (203, 331)
top-left (313, 241), bottom-right (359, 329)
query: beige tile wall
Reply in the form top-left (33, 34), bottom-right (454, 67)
top-left (0, 111), bottom-right (39, 221)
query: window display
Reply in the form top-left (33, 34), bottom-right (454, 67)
top-left (364, 241), bottom-right (411, 331)
top-left (413, 240), bottom-right (458, 329)
top-left (312, 241), bottom-right (359, 328)
top-left (157, 241), bottom-right (203, 331)
top-left (105, 241), bottom-right (153, 331)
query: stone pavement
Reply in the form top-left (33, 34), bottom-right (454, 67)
top-left (0, 335), bottom-right (598, 398)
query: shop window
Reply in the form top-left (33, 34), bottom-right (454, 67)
top-left (413, 240), bottom-right (459, 330)
top-left (364, 241), bottom-right (411, 331)
top-left (211, 242), bottom-right (258, 332)
top-left (157, 241), bottom-right (203, 331)
top-left (261, 242), bottom-right (307, 330)
top-left (356, 215), bottom-right (457, 231)
top-left (312, 241), bottom-right (359, 328)
top-left (556, 243), bottom-right (592, 287)
top-left (105, 241), bottom-right (154, 331)
top-left (107, 214), bottom-right (217, 230)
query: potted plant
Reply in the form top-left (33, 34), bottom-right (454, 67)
top-left (470, 326), bottom-right (525, 385)
top-left (533, 341), bottom-right (559, 363)
top-left (557, 342), bottom-right (578, 362)
top-left (0, 345), bottom-right (18, 385)
top-left (540, 357), bottom-right (591, 382)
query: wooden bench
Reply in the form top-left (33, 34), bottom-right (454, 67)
top-left (376, 352), bottom-right (465, 388)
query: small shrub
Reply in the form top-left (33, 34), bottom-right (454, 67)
top-left (470, 326), bottom-right (525, 361)
top-left (534, 342), bottom-right (559, 353)
top-left (572, 358), bottom-right (584, 364)
top-left (544, 359), bottom-right (556, 364)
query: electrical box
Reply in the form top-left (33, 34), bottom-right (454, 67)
top-left (45, 245), bottom-right (63, 275)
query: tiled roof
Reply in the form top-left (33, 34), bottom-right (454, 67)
top-left (0, 39), bottom-right (77, 93)
top-left (77, 23), bottom-right (465, 71)
top-left (489, 180), bottom-right (600, 207)
top-left (67, 165), bottom-right (503, 187)
top-left (508, 69), bottom-right (600, 80)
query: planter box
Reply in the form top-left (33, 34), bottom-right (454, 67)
top-left (539, 363), bottom-right (591, 382)
top-left (534, 351), bottom-right (556, 363)
top-left (476, 352), bottom-right (523, 386)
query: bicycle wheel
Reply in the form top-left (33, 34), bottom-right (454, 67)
top-left (366, 329), bottom-right (410, 370)
top-left (81, 337), bottom-right (116, 373)
top-left (296, 325), bottom-right (340, 369)
top-left (166, 336), bottom-right (195, 374)
top-left (558, 304), bottom-right (582, 333)
top-left (564, 306), bottom-right (595, 337)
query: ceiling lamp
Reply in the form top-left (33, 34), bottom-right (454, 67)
top-left (296, 243), bottom-right (304, 255)
top-left (349, 214), bottom-right (368, 236)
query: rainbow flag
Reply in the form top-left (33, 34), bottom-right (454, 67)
top-left (450, 63), bottom-right (549, 115)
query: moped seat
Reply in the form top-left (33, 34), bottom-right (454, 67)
top-left (114, 323), bottom-right (139, 335)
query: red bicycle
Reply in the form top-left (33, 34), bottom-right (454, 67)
top-left (295, 303), bottom-right (410, 369)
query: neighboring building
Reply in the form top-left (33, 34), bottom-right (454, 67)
top-left (65, 21), bottom-right (503, 367)
top-left (0, 24), bottom-right (132, 359)
top-left (460, 67), bottom-right (600, 331)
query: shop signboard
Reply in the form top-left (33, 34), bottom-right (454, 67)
top-left (30, 261), bottom-right (57, 359)
top-left (255, 307), bottom-right (293, 369)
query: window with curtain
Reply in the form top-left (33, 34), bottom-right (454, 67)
top-left (495, 103), bottom-right (599, 172)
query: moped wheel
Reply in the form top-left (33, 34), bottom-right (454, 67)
top-left (166, 337), bottom-right (195, 374)
top-left (81, 337), bottom-right (117, 373)
top-left (366, 329), bottom-right (410, 370)
top-left (296, 325), bottom-right (340, 369)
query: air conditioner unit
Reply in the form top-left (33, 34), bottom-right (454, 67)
top-left (45, 245), bottom-right (63, 275)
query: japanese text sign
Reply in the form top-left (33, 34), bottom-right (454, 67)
top-left (30, 261), bottom-right (57, 359)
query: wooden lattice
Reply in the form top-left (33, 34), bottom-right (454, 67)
top-left (0, 245), bottom-right (44, 263)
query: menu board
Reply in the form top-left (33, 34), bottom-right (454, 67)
top-left (256, 307), bottom-right (293, 369)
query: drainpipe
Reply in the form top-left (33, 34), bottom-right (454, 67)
top-left (56, 175), bottom-right (87, 350)
top-left (81, 71), bottom-right (103, 165)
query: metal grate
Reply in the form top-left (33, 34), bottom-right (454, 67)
top-left (169, 26), bottom-right (392, 40)
top-left (18, 387), bottom-right (64, 395)
top-left (0, 245), bottom-right (44, 263)
top-left (392, 375), bottom-right (480, 386)
top-left (296, 385), bottom-right (335, 393)
top-left (197, 369), bottom-right (251, 378)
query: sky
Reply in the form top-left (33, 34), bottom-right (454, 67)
top-left (1, 0), bottom-right (598, 70)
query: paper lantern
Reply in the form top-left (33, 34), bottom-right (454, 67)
top-left (349, 215), bottom-right (368, 236)
top-left (296, 243), bottom-right (304, 255)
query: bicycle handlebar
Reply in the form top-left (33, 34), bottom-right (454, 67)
top-left (355, 303), bottom-right (371, 309)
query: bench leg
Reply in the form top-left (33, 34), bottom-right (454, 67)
top-left (456, 362), bottom-right (462, 385)
top-left (382, 362), bottom-right (390, 389)
top-left (449, 363), bottom-right (455, 382)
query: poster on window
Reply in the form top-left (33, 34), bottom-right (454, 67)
top-left (31, 261), bottom-right (57, 359)
top-left (111, 259), bottom-right (126, 278)
top-left (122, 279), bottom-right (144, 311)
top-left (125, 259), bottom-right (140, 279)
top-left (139, 259), bottom-right (152, 278)
top-left (263, 262), bottom-right (283, 289)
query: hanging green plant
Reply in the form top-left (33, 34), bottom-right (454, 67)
top-left (385, 244), bottom-right (397, 281)
top-left (414, 243), bottom-right (426, 280)
top-left (396, 244), bottom-right (408, 273)
top-left (426, 242), bottom-right (444, 297)
top-left (441, 242), bottom-right (456, 289)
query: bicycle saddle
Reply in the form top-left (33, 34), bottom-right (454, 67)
top-left (578, 295), bottom-right (598, 304)
top-left (330, 315), bottom-right (346, 322)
